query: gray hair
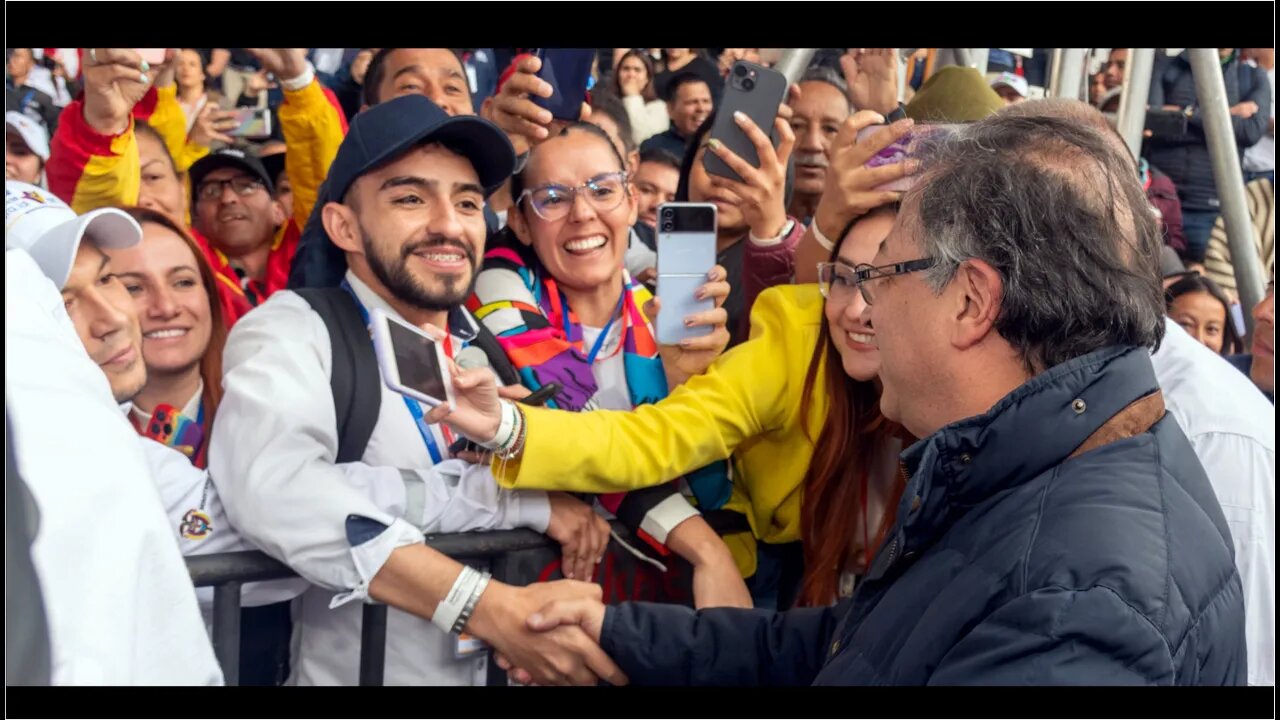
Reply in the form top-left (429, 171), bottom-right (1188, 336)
top-left (798, 66), bottom-right (851, 108)
top-left (904, 109), bottom-right (1165, 374)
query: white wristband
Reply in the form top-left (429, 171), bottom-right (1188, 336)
top-left (432, 565), bottom-right (482, 634)
top-left (280, 62), bottom-right (316, 92)
top-left (811, 221), bottom-right (836, 252)
top-left (478, 400), bottom-right (518, 450)
top-left (748, 219), bottom-right (793, 248)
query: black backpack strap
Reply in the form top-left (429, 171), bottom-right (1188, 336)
top-left (467, 316), bottom-right (523, 387)
top-left (294, 288), bottom-right (381, 464)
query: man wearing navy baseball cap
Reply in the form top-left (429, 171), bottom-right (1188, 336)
top-left (210, 94), bottom-right (621, 686)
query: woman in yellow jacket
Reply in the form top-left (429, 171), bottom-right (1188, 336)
top-left (435, 113), bottom-right (924, 608)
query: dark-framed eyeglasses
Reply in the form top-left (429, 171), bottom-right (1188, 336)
top-left (852, 257), bottom-right (937, 305)
top-left (196, 176), bottom-right (266, 202)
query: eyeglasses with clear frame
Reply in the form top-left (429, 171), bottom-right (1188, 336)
top-left (518, 171), bottom-right (630, 222)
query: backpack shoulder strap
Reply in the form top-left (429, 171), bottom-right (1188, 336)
top-left (294, 287), bottom-right (381, 464)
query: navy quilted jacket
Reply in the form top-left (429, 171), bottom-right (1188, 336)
top-left (600, 346), bottom-right (1247, 685)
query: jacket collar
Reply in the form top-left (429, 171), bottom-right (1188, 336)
top-left (867, 345), bottom-right (1160, 578)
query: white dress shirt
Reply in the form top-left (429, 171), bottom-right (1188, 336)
top-left (210, 271), bottom-right (551, 686)
top-left (5, 249), bottom-right (222, 685)
top-left (1151, 318), bottom-right (1275, 686)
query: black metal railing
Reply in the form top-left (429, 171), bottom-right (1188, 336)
top-left (185, 513), bottom-right (749, 686)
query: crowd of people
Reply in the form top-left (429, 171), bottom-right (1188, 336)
top-left (5, 47), bottom-right (1274, 689)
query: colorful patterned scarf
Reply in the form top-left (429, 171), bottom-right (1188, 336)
top-left (468, 243), bottom-right (732, 510)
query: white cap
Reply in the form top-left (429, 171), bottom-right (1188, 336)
top-left (989, 71), bottom-right (1029, 98)
top-left (4, 181), bottom-right (142, 289)
top-left (5, 111), bottom-right (51, 161)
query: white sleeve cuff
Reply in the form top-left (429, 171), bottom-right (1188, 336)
top-left (638, 493), bottom-right (701, 546)
top-left (506, 490), bottom-right (551, 533)
top-left (280, 62), bottom-right (317, 92)
top-left (811, 220), bottom-right (836, 252)
top-left (328, 517), bottom-right (423, 609)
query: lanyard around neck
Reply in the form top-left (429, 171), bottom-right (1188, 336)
top-left (546, 278), bottom-right (627, 365)
top-left (340, 280), bottom-right (455, 463)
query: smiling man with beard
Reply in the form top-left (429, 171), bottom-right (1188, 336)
top-left (210, 94), bottom-right (620, 687)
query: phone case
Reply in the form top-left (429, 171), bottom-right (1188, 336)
top-left (1145, 109), bottom-right (1189, 140)
top-left (134, 48), bottom-right (168, 65)
top-left (703, 61), bottom-right (789, 184)
top-left (231, 108), bottom-right (272, 140)
top-left (532, 49), bottom-right (596, 121)
top-left (655, 203), bottom-right (717, 345)
top-left (852, 123), bottom-right (963, 191)
top-left (370, 309), bottom-right (455, 409)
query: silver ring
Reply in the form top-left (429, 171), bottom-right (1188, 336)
top-left (89, 48), bottom-right (98, 65)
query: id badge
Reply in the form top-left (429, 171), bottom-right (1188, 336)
top-left (454, 631), bottom-right (488, 659)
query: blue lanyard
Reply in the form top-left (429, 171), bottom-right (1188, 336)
top-left (558, 287), bottom-right (626, 365)
top-left (340, 281), bottom-right (445, 465)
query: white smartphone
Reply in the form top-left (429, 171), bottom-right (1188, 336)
top-left (655, 202), bottom-right (717, 345)
top-left (370, 308), bottom-right (455, 410)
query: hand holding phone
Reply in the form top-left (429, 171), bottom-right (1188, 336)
top-left (370, 309), bottom-right (455, 410)
top-left (703, 61), bottom-right (789, 184)
top-left (655, 203), bottom-right (718, 345)
top-left (133, 48), bottom-right (169, 66)
top-left (227, 107), bottom-right (273, 140)
top-left (809, 115), bottom-right (931, 243)
top-left (446, 383), bottom-right (562, 456)
top-left (701, 61), bottom-right (794, 240)
top-left (532, 49), bottom-right (596, 122)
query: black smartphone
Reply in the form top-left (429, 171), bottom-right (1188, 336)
top-left (1144, 109), bottom-right (1189, 140)
top-left (532, 49), bottom-right (595, 121)
top-left (702, 60), bottom-right (788, 184)
top-left (446, 383), bottom-right (562, 456)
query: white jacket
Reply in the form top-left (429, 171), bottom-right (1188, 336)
top-left (1151, 318), bottom-right (1275, 686)
top-left (5, 249), bottom-right (221, 685)
top-left (622, 94), bottom-right (671, 146)
top-left (210, 271), bottom-right (551, 686)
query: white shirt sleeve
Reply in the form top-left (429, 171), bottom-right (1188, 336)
top-left (210, 292), bottom-right (549, 604)
top-left (1188, 429), bottom-right (1275, 687)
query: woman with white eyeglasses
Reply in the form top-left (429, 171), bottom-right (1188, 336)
top-left (470, 121), bottom-right (753, 609)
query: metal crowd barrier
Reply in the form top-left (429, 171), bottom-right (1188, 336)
top-left (186, 514), bottom-right (750, 686)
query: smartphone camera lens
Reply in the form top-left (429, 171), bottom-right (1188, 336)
top-left (741, 77), bottom-right (756, 91)
top-left (662, 221), bottom-right (674, 232)
top-left (734, 63), bottom-right (748, 77)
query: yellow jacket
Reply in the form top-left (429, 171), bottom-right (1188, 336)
top-left (495, 284), bottom-right (829, 577)
top-left (47, 80), bottom-right (341, 233)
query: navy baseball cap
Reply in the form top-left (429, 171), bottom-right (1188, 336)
top-left (326, 94), bottom-right (516, 203)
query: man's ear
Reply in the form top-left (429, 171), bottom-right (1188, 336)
top-left (951, 258), bottom-right (1003, 350)
top-left (269, 199), bottom-right (287, 228)
top-left (624, 182), bottom-right (640, 227)
top-left (322, 201), bottom-right (362, 254)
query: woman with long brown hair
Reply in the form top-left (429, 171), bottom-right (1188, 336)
top-left (611, 50), bottom-right (669, 146)
top-left (108, 206), bottom-right (231, 468)
top-left (798, 206), bottom-right (912, 604)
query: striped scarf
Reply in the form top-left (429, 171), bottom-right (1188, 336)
top-left (469, 242), bottom-right (732, 511)
top-left (468, 245), bottom-right (665, 412)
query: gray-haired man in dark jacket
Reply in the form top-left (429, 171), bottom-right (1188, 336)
top-left (489, 108), bottom-right (1248, 686)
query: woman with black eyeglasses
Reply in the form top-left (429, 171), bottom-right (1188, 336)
top-left (469, 122), bottom-right (753, 609)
